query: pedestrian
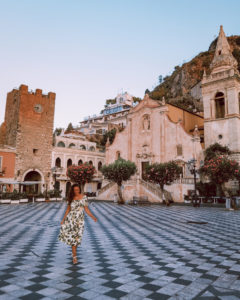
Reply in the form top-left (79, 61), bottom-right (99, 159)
top-left (58, 183), bottom-right (97, 264)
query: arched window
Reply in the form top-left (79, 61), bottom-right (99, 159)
top-left (78, 159), bottom-right (83, 165)
top-left (89, 160), bottom-right (93, 166)
top-left (89, 146), bottom-right (95, 151)
top-left (57, 141), bottom-right (65, 148)
top-left (69, 143), bottom-right (76, 148)
top-left (67, 159), bottom-right (72, 168)
top-left (177, 144), bottom-right (183, 156)
top-left (215, 92), bottom-right (225, 119)
top-left (55, 157), bottom-right (61, 167)
top-left (98, 161), bottom-right (102, 171)
top-left (80, 145), bottom-right (86, 150)
top-left (116, 151), bottom-right (121, 160)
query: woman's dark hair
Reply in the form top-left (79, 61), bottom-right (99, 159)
top-left (67, 183), bottom-right (81, 205)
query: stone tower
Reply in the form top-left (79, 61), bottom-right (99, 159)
top-left (4, 84), bottom-right (56, 192)
top-left (202, 26), bottom-right (240, 159)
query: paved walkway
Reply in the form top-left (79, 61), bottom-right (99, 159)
top-left (0, 202), bottom-right (240, 299)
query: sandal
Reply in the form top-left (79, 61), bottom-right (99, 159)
top-left (72, 255), bottom-right (78, 264)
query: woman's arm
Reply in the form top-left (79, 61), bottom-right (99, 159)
top-left (84, 206), bottom-right (97, 222)
top-left (61, 204), bottom-right (71, 224)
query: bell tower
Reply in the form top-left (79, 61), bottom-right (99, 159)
top-left (202, 26), bottom-right (240, 159)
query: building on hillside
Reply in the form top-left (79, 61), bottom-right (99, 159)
top-left (99, 94), bottom-right (204, 202)
top-left (79, 92), bottom-right (138, 135)
top-left (0, 84), bottom-right (56, 194)
top-left (52, 132), bottom-right (105, 196)
top-left (202, 25), bottom-right (240, 162)
top-left (0, 146), bottom-right (16, 192)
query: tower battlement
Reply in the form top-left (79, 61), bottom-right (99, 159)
top-left (13, 84), bottom-right (56, 99)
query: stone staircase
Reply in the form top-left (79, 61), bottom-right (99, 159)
top-left (96, 178), bottom-right (165, 203)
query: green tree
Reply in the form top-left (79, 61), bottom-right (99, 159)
top-left (199, 155), bottom-right (239, 196)
top-left (204, 143), bottom-right (231, 161)
top-left (145, 161), bottom-right (182, 193)
top-left (66, 123), bottom-right (74, 132)
top-left (145, 89), bottom-right (150, 94)
top-left (101, 158), bottom-right (137, 204)
top-left (158, 75), bottom-right (163, 84)
top-left (101, 128), bottom-right (117, 146)
top-left (132, 97), bottom-right (142, 103)
top-left (54, 128), bottom-right (63, 136)
top-left (67, 163), bottom-right (95, 192)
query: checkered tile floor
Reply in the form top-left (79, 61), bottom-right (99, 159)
top-left (0, 202), bottom-right (240, 300)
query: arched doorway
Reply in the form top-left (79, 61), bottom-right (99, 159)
top-left (23, 170), bottom-right (42, 194)
top-left (66, 181), bottom-right (71, 197)
top-left (55, 181), bottom-right (60, 191)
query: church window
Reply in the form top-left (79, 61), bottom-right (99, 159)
top-left (142, 114), bottom-right (150, 130)
top-left (78, 159), bottom-right (83, 165)
top-left (218, 134), bottom-right (223, 140)
top-left (215, 92), bottom-right (225, 119)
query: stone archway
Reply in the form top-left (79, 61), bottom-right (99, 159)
top-left (23, 170), bottom-right (42, 194)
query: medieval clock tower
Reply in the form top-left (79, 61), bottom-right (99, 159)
top-left (202, 26), bottom-right (240, 161)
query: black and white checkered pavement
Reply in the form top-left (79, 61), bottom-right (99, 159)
top-left (0, 202), bottom-right (240, 299)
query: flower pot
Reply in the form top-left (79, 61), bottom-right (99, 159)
top-left (20, 199), bottom-right (28, 203)
top-left (11, 200), bottom-right (20, 204)
top-left (36, 198), bottom-right (45, 202)
top-left (0, 199), bottom-right (11, 204)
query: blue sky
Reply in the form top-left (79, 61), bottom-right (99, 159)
top-left (0, 0), bottom-right (239, 128)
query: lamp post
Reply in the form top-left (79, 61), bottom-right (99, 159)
top-left (187, 159), bottom-right (198, 205)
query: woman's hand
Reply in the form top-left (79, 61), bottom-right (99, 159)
top-left (92, 216), bottom-right (97, 222)
top-left (61, 219), bottom-right (64, 225)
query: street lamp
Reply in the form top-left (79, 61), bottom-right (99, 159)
top-left (187, 158), bottom-right (198, 204)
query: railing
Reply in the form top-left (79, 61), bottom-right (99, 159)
top-left (97, 181), bottom-right (115, 195)
top-left (173, 178), bottom-right (200, 184)
top-left (139, 179), bottom-right (162, 199)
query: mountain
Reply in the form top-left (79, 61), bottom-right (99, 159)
top-left (149, 35), bottom-right (240, 113)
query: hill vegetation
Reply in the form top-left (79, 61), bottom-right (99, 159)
top-left (149, 35), bottom-right (240, 113)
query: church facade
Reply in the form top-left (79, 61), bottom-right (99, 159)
top-left (105, 95), bottom-right (203, 181)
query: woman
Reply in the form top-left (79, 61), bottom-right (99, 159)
top-left (58, 184), bottom-right (97, 264)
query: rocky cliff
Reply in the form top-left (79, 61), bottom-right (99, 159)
top-left (149, 35), bottom-right (240, 113)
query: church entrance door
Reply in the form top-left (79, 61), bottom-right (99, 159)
top-left (141, 161), bottom-right (149, 180)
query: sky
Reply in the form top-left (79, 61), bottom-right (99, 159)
top-left (0, 0), bottom-right (240, 128)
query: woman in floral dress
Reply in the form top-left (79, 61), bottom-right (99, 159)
top-left (58, 184), bottom-right (97, 264)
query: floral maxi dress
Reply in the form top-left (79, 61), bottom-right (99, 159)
top-left (58, 196), bottom-right (88, 246)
